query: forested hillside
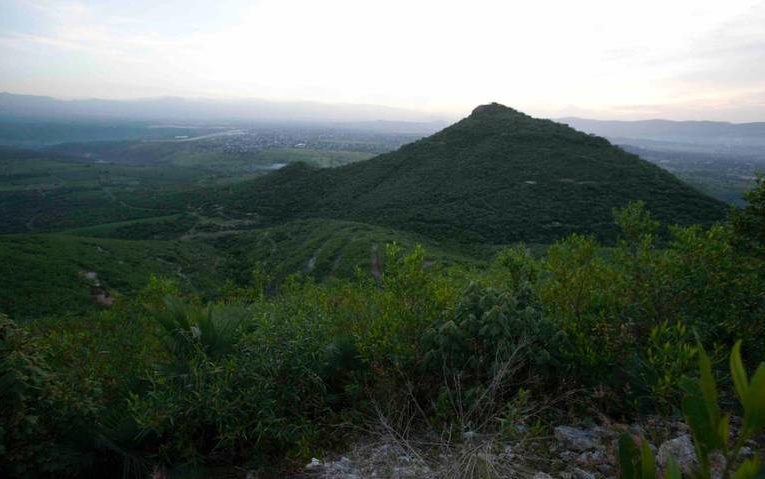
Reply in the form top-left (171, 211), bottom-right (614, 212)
top-left (183, 104), bottom-right (727, 243)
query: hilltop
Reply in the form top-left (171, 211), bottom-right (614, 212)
top-left (189, 103), bottom-right (728, 243)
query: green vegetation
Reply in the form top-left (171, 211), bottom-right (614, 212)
top-left (0, 141), bottom-right (376, 234)
top-left (2, 105), bottom-right (763, 477)
top-left (2, 195), bottom-right (764, 476)
top-left (732, 174), bottom-right (765, 259)
top-left (0, 234), bottom-right (232, 319)
top-left (49, 141), bottom-right (373, 171)
top-left (183, 104), bottom-right (727, 244)
top-left (208, 218), bottom-right (489, 283)
top-left (0, 150), bottom-right (203, 233)
top-left (619, 341), bottom-right (765, 478)
top-left (620, 144), bottom-right (765, 206)
top-left (1, 224), bottom-right (469, 322)
top-left (0, 219), bottom-right (483, 320)
top-left (62, 214), bottom-right (192, 240)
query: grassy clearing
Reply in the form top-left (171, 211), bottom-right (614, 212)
top-left (255, 148), bottom-right (374, 167)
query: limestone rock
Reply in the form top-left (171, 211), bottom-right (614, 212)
top-left (657, 435), bottom-right (697, 474)
top-left (554, 426), bottom-right (601, 451)
top-left (576, 449), bottom-right (607, 467)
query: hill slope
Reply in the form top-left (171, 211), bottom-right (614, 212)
top-left (190, 103), bottom-right (727, 243)
top-left (206, 218), bottom-right (488, 281)
top-left (0, 234), bottom-right (232, 319)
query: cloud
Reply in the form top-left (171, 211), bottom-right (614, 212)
top-left (0, 0), bottom-right (764, 120)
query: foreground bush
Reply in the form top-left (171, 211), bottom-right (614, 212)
top-left (619, 340), bottom-right (765, 478)
top-left (2, 194), bottom-right (764, 476)
top-left (0, 314), bottom-right (105, 476)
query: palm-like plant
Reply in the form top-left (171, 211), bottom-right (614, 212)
top-left (619, 340), bottom-right (765, 478)
top-left (153, 297), bottom-right (248, 374)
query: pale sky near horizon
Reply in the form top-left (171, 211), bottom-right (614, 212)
top-left (1, 0), bottom-right (764, 121)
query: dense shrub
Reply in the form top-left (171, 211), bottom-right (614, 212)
top-left (423, 281), bottom-right (566, 391)
top-left (733, 174), bottom-right (765, 259)
top-left (537, 202), bottom-right (764, 409)
top-left (127, 297), bottom-right (329, 465)
top-left (620, 341), bottom-right (765, 478)
top-left (0, 314), bottom-right (105, 477)
top-left (2, 194), bottom-right (764, 476)
top-left (122, 245), bottom-right (458, 469)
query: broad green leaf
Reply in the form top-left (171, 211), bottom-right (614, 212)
top-left (743, 364), bottom-right (765, 434)
top-left (719, 414), bottom-right (731, 450)
top-left (732, 457), bottom-right (763, 479)
top-left (730, 341), bottom-right (749, 405)
top-left (618, 433), bottom-right (638, 479)
top-left (665, 457), bottom-right (682, 479)
top-left (682, 378), bottom-right (716, 463)
top-left (640, 439), bottom-right (656, 479)
top-left (697, 344), bottom-right (721, 434)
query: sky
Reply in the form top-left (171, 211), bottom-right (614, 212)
top-left (1, 0), bottom-right (764, 121)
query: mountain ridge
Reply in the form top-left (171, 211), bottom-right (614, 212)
top-left (559, 116), bottom-right (765, 144)
top-left (0, 91), bottom-right (444, 124)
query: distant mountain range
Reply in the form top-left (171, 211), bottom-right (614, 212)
top-left (559, 117), bottom-right (765, 146)
top-left (181, 103), bottom-right (727, 244)
top-left (3, 91), bottom-right (762, 142)
top-left (0, 91), bottom-right (446, 127)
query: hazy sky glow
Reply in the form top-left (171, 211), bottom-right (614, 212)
top-left (1, 0), bottom-right (764, 121)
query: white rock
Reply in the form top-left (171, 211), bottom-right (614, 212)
top-left (570, 467), bottom-right (596, 479)
top-left (576, 449), bottom-right (607, 467)
top-left (554, 426), bottom-right (601, 451)
top-left (502, 444), bottom-right (516, 460)
top-left (657, 435), bottom-right (696, 474)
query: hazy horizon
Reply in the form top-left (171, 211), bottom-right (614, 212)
top-left (4, 90), bottom-right (765, 126)
top-left (1, 0), bottom-right (764, 122)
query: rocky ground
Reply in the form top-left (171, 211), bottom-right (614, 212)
top-left (293, 418), bottom-right (763, 479)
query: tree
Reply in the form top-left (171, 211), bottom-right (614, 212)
top-left (732, 174), bottom-right (765, 258)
